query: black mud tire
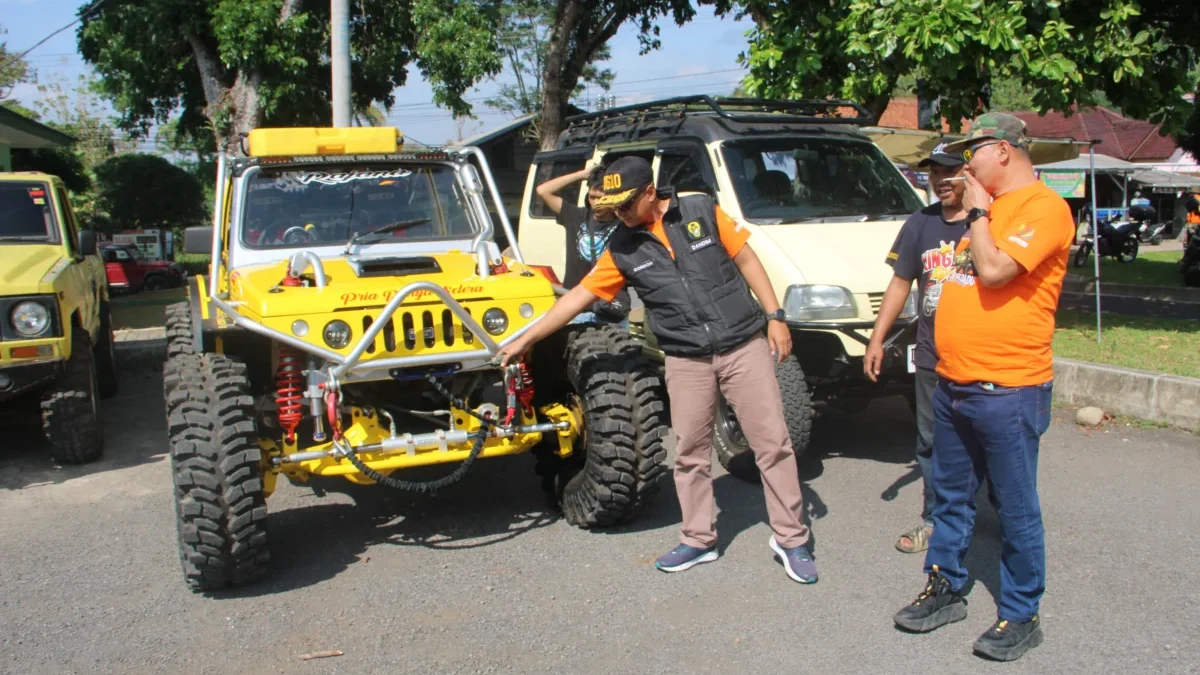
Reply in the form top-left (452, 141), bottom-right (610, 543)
top-left (164, 353), bottom-right (269, 592)
top-left (40, 328), bottom-right (104, 464)
top-left (534, 324), bottom-right (667, 528)
top-left (713, 354), bottom-right (813, 484)
top-left (95, 301), bottom-right (118, 398)
top-left (165, 301), bottom-right (198, 359)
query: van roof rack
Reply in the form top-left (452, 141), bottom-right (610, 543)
top-left (564, 95), bottom-right (875, 128)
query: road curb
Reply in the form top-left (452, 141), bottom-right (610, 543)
top-left (1062, 274), bottom-right (1200, 304)
top-left (1052, 357), bottom-right (1200, 432)
top-left (114, 328), bottom-right (167, 369)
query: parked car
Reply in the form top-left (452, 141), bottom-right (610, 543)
top-left (99, 242), bottom-right (186, 293)
top-left (0, 171), bottom-right (117, 464)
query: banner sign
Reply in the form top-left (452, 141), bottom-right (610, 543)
top-left (1038, 170), bottom-right (1086, 198)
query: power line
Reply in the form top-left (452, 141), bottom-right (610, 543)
top-left (0, 0), bottom-right (112, 72)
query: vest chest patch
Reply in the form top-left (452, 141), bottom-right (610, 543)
top-left (631, 260), bottom-right (655, 273)
top-left (689, 236), bottom-right (715, 252)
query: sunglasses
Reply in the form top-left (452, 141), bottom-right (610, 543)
top-left (962, 140), bottom-right (1003, 162)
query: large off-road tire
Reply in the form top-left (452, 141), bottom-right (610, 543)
top-left (164, 353), bottom-right (269, 592)
top-left (165, 301), bottom-right (198, 359)
top-left (40, 328), bottom-right (104, 464)
top-left (534, 324), bottom-right (668, 527)
top-left (713, 353), bottom-right (813, 483)
top-left (96, 301), bottom-right (118, 399)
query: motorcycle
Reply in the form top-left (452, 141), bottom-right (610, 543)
top-left (1137, 220), bottom-right (1168, 245)
top-left (1180, 224), bottom-right (1200, 288)
top-left (1073, 214), bottom-right (1140, 267)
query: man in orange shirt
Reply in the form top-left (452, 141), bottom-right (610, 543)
top-left (499, 157), bottom-right (816, 583)
top-left (892, 113), bottom-right (1074, 662)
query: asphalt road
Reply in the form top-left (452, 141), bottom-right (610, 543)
top-left (2, 356), bottom-right (1198, 675)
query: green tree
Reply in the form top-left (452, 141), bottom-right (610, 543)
top-left (484, 0), bottom-right (615, 120)
top-left (534, 0), bottom-right (697, 149)
top-left (711, 0), bottom-right (1199, 151)
top-left (77, 0), bottom-right (505, 155)
top-left (0, 25), bottom-right (33, 104)
top-left (93, 154), bottom-right (207, 233)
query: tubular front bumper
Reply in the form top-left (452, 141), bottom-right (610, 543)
top-left (210, 280), bottom-right (539, 379)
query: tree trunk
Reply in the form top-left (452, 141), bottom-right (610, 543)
top-left (538, 0), bottom-right (587, 150)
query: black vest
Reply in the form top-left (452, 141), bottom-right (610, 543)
top-left (608, 195), bottom-right (765, 358)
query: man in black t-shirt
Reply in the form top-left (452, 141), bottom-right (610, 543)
top-left (865, 143), bottom-right (969, 555)
top-left (534, 163), bottom-right (631, 326)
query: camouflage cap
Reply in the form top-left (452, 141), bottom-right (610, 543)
top-left (943, 112), bottom-right (1029, 154)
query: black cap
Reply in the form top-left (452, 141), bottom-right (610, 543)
top-left (917, 142), bottom-right (966, 168)
top-left (594, 156), bottom-right (654, 208)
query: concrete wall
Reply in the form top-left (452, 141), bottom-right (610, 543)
top-left (1053, 358), bottom-right (1200, 432)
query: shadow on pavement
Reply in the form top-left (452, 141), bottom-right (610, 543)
top-left (216, 454), bottom-right (562, 598)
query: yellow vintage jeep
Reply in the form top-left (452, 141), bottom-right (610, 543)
top-left (164, 127), bottom-right (667, 591)
top-left (0, 172), bottom-right (117, 464)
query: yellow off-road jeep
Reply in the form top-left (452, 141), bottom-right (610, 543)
top-left (164, 127), bottom-right (667, 591)
top-left (519, 96), bottom-right (928, 480)
top-left (0, 172), bottom-right (117, 464)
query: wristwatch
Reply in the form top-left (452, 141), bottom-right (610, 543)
top-left (768, 309), bottom-right (787, 322)
top-left (966, 207), bottom-right (990, 224)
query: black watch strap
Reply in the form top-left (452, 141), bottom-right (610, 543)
top-left (967, 208), bottom-right (990, 223)
top-left (769, 309), bottom-right (787, 322)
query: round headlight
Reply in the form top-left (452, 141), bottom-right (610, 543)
top-left (11, 301), bottom-right (51, 337)
top-left (291, 320), bottom-right (309, 337)
top-left (323, 320), bottom-right (352, 349)
top-left (481, 308), bottom-right (509, 336)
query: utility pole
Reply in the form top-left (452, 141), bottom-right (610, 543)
top-left (331, 0), bottom-right (351, 127)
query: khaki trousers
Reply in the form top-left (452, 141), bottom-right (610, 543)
top-left (664, 334), bottom-right (810, 549)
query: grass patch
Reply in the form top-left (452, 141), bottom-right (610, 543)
top-left (110, 287), bottom-right (187, 330)
top-left (1054, 308), bottom-right (1200, 378)
top-left (174, 253), bottom-right (211, 276)
top-left (1072, 249), bottom-right (1182, 286)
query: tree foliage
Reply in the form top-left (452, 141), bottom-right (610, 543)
top-left (93, 154), bottom-right (207, 233)
top-left (534, 0), bottom-right (697, 149)
top-left (77, 0), bottom-right (504, 154)
top-left (485, 0), bottom-right (615, 117)
top-left (0, 25), bottom-right (33, 103)
top-left (716, 0), bottom-right (1198, 152)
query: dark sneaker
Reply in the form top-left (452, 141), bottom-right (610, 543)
top-left (769, 535), bottom-right (818, 584)
top-left (654, 544), bottom-right (718, 573)
top-left (893, 566), bottom-right (968, 633)
top-left (973, 617), bottom-right (1044, 661)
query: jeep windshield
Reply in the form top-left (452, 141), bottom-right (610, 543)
top-left (240, 163), bottom-right (477, 249)
top-left (720, 138), bottom-right (924, 223)
top-left (0, 182), bottom-right (58, 243)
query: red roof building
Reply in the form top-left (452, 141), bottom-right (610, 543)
top-left (1011, 106), bottom-right (1182, 162)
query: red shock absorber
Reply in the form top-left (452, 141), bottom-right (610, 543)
top-left (516, 360), bottom-right (535, 415)
top-left (275, 346), bottom-right (304, 443)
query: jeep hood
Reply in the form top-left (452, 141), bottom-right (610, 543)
top-left (0, 244), bottom-right (66, 295)
top-left (229, 253), bottom-right (553, 318)
top-left (748, 219), bottom-right (909, 297)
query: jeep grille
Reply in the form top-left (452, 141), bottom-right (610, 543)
top-left (360, 309), bottom-right (475, 355)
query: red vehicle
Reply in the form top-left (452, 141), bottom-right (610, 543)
top-left (99, 242), bottom-right (186, 293)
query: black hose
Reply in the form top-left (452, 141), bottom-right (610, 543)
top-left (337, 373), bottom-right (495, 495)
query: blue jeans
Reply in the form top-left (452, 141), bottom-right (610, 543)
top-left (568, 311), bottom-right (629, 329)
top-left (924, 377), bottom-right (1053, 623)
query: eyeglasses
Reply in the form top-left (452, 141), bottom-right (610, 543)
top-left (616, 186), bottom-right (651, 213)
top-left (962, 140), bottom-right (1003, 162)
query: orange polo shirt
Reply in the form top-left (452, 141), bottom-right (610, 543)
top-left (934, 181), bottom-right (1074, 387)
top-left (581, 205), bottom-right (752, 301)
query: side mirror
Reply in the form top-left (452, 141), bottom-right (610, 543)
top-left (78, 230), bottom-right (97, 256)
top-left (184, 227), bottom-right (214, 256)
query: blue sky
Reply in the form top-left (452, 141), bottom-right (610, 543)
top-left (1, 0), bottom-right (755, 148)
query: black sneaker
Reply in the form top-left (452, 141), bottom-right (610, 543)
top-left (973, 616), bottom-right (1044, 661)
top-left (893, 566), bottom-right (968, 633)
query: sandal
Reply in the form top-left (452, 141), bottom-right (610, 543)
top-left (895, 524), bottom-right (932, 553)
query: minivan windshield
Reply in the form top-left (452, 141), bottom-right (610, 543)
top-left (0, 182), bottom-right (58, 243)
top-left (720, 137), bottom-right (924, 222)
top-left (240, 163), bottom-right (478, 249)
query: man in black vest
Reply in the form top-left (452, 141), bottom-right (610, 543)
top-left (499, 157), bottom-right (816, 584)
